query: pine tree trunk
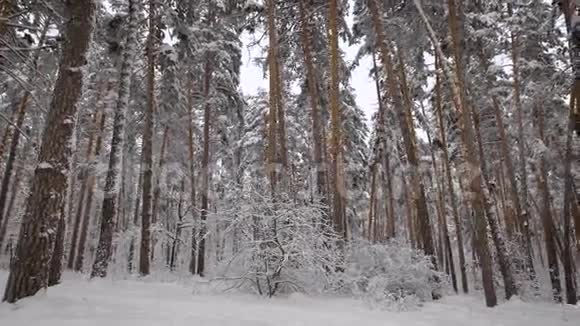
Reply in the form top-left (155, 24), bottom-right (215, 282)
top-left (396, 47), bottom-right (436, 260)
top-left (68, 110), bottom-right (101, 269)
top-left (0, 19), bottom-right (48, 230)
top-left (510, 31), bottom-right (536, 277)
top-left (0, 107), bottom-right (18, 163)
top-left (0, 137), bottom-right (28, 251)
top-left (48, 209), bottom-right (66, 286)
top-left (197, 56), bottom-right (212, 277)
top-left (139, 0), bottom-right (157, 276)
top-left (368, 0), bottom-right (434, 258)
top-left (328, 0), bottom-right (346, 238)
top-left (415, 0), bottom-right (497, 306)
top-left (187, 80), bottom-right (197, 275)
top-left (370, 52), bottom-right (395, 239)
top-left (558, 0), bottom-right (579, 305)
top-left (536, 104), bottom-right (562, 302)
top-left (402, 175), bottom-right (415, 247)
top-left (91, 0), bottom-right (138, 278)
top-left (151, 125), bottom-right (169, 262)
top-left (0, 94), bottom-right (28, 236)
top-left (434, 55), bottom-right (468, 293)
top-left (266, 0), bottom-right (279, 192)
top-left (562, 84), bottom-right (579, 304)
top-left (298, 0), bottom-right (327, 201)
top-left (422, 99), bottom-right (458, 292)
top-left (3, 0), bottom-right (96, 303)
top-left (367, 166), bottom-right (377, 241)
top-left (75, 112), bottom-right (106, 272)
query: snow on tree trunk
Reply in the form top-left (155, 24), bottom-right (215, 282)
top-left (3, 0), bottom-right (96, 303)
top-left (92, 0), bottom-right (139, 278)
top-left (138, 0), bottom-right (157, 277)
top-left (414, 0), bottom-right (498, 307)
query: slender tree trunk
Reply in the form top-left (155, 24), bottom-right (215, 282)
top-left (328, 0), bottom-right (346, 238)
top-left (535, 104), bottom-right (562, 302)
top-left (197, 56), bottom-right (212, 277)
top-left (68, 110), bottom-right (100, 269)
top-left (415, 0), bottom-right (497, 306)
top-left (434, 55), bottom-right (467, 293)
top-left (0, 19), bottom-right (48, 229)
top-left (128, 159), bottom-right (144, 274)
top-left (91, 0), bottom-right (138, 278)
top-left (370, 52), bottom-right (395, 239)
top-left (422, 99), bottom-right (457, 292)
top-left (396, 47), bottom-right (436, 261)
top-left (75, 112), bottom-right (106, 272)
top-left (560, 0), bottom-right (579, 305)
top-left (3, 0), bottom-right (96, 303)
top-left (266, 0), bottom-right (279, 193)
top-left (139, 0), bottom-right (157, 276)
top-left (0, 95), bottom-right (28, 236)
top-left (563, 83), bottom-right (579, 304)
top-left (298, 0), bottom-right (327, 201)
top-left (151, 125), bottom-right (169, 262)
top-left (0, 136), bottom-right (28, 250)
top-left (510, 30), bottom-right (535, 278)
top-left (187, 79), bottom-right (197, 275)
top-left (368, 0), bottom-right (434, 259)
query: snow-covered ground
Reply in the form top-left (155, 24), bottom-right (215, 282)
top-left (0, 271), bottom-right (578, 326)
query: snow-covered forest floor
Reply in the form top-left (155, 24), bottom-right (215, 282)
top-left (0, 272), bottom-right (578, 326)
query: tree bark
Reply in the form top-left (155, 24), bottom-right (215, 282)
top-left (197, 56), bottom-right (212, 277)
top-left (367, 0), bottom-right (434, 259)
top-left (187, 79), bottom-right (197, 275)
top-left (151, 125), bottom-right (169, 262)
top-left (91, 0), bottom-right (138, 278)
top-left (510, 30), bottom-right (535, 277)
top-left (0, 136), bottom-right (28, 251)
top-left (266, 0), bottom-right (280, 192)
top-left (3, 0), bottom-right (96, 303)
top-left (414, 0), bottom-right (497, 306)
top-left (559, 0), bottom-right (579, 305)
top-left (298, 0), bottom-right (327, 202)
top-left (75, 111), bottom-right (106, 272)
top-left (68, 110), bottom-right (100, 269)
top-left (434, 55), bottom-right (467, 293)
top-left (139, 0), bottom-right (157, 276)
top-left (535, 104), bottom-right (562, 302)
top-left (328, 0), bottom-right (346, 238)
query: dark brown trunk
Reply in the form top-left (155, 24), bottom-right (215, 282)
top-left (3, 0), bottom-right (95, 303)
top-left (197, 56), bottom-right (212, 277)
top-left (48, 209), bottom-right (66, 286)
top-left (329, 0), bottom-right (346, 238)
top-left (187, 79), bottom-right (197, 275)
top-left (298, 0), bottom-right (327, 201)
top-left (139, 0), bottom-right (156, 276)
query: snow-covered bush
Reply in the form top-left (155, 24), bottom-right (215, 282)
top-left (213, 187), bottom-right (342, 297)
top-left (342, 239), bottom-right (446, 310)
